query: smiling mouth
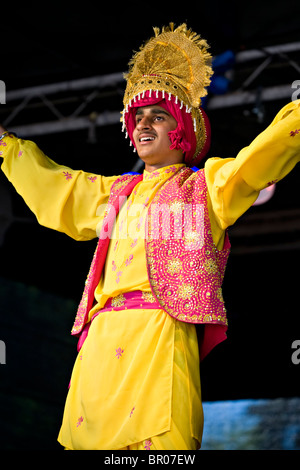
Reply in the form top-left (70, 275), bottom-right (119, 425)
top-left (139, 136), bottom-right (155, 142)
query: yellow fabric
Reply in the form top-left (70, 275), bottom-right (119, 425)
top-left (56, 164), bottom-right (202, 450)
top-left (0, 138), bottom-right (117, 241)
top-left (1, 100), bottom-right (299, 250)
top-left (1, 100), bottom-right (300, 450)
top-left (59, 309), bottom-right (202, 450)
top-left (89, 164), bottom-right (185, 317)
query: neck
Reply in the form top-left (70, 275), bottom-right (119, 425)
top-left (144, 157), bottom-right (185, 173)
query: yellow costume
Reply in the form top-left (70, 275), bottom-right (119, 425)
top-left (1, 99), bottom-right (300, 449)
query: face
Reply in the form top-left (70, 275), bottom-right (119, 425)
top-left (132, 105), bottom-right (184, 171)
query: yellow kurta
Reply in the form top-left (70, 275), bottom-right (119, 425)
top-left (1, 100), bottom-right (300, 450)
top-left (58, 164), bottom-right (204, 450)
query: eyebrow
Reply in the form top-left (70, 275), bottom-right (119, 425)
top-left (135, 107), bottom-right (170, 116)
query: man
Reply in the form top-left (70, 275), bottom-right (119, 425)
top-left (1, 23), bottom-right (300, 450)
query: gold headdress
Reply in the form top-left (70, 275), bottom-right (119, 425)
top-left (122, 23), bottom-right (214, 163)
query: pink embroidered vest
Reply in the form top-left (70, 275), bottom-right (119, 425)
top-left (71, 168), bottom-right (230, 359)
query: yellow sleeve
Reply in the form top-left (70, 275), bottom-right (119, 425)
top-left (205, 100), bottom-right (300, 242)
top-left (0, 135), bottom-right (119, 241)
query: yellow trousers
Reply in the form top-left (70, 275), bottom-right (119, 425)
top-left (62, 315), bottom-right (203, 450)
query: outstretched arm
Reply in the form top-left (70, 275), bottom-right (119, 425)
top-left (0, 130), bottom-right (119, 241)
top-left (205, 100), bottom-right (300, 249)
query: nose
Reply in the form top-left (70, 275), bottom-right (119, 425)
top-left (136, 115), bottom-right (152, 130)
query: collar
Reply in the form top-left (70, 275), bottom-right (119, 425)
top-left (143, 163), bottom-right (186, 182)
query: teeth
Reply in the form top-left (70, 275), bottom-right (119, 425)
top-left (140, 137), bottom-right (155, 142)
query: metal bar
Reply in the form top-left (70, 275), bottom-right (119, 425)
top-left (8, 82), bottom-right (294, 136)
top-left (235, 42), bottom-right (300, 63)
top-left (5, 42), bottom-right (300, 102)
top-left (207, 84), bottom-right (293, 110)
top-left (9, 111), bottom-right (121, 137)
top-left (6, 73), bottom-right (124, 101)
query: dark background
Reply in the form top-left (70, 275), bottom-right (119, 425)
top-left (0, 0), bottom-right (300, 450)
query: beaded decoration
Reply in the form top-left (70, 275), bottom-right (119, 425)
top-left (121, 23), bottom-right (213, 164)
top-left (145, 167), bottom-right (230, 326)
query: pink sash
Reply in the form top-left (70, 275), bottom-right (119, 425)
top-left (75, 289), bottom-right (227, 361)
top-left (76, 291), bottom-right (161, 352)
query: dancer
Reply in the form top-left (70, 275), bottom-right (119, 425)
top-left (1, 24), bottom-right (299, 450)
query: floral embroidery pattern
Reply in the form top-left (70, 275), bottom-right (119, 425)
top-left (125, 254), bottom-right (133, 266)
top-left (290, 128), bottom-right (300, 137)
top-left (116, 271), bottom-right (123, 283)
top-left (0, 141), bottom-right (7, 146)
top-left (63, 171), bottom-right (72, 180)
top-left (88, 176), bottom-right (97, 182)
top-left (129, 407), bottom-right (135, 417)
top-left (131, 238), bottom-right (138, 248)
top-left (178, 283), bottom-right (195, 299)
top-left (115, 347), bottom-right (124, 359)
top-left (166, 259), bottom-right (183, 275)
top-left (136, 216), bottom-right (144, 231)
top-left (144, 170), bottom-right (160, 180)
top-left (112, 260), bottom-right (117, 271)
top-left (144, 440), bottom-right (152, 450)
top-left (165, 165), bottom-right (178, 173)
top-left (111, 294), bottom-right (125, 307)
top-left (18, 151), bottom-right (23, 157)
top-left (76, 416), bottom-right (84, 427)
top-left (204, 259), bottom-right (218, 275)
top-left (142, 292), bottom-right (156, 303)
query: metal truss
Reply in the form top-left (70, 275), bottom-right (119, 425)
top-left (1, 42), bottom-right (300, 137)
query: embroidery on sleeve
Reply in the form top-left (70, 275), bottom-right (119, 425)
top-left (76, 416), bottom-right (84, 427)
top-left (290, 128), bottom-right (300, 137)
top-left (88, 176), bottom-right (97, 182)
top-left (63, 171), bottom-right (72, 180)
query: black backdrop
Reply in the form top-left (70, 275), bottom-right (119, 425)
top-left (0, 1), bottom-right (300, 450)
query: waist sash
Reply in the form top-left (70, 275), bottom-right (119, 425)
top-left (76, 291), bottom-right (161, 352)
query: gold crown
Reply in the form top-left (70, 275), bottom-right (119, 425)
top-left (122, 23), bottom-right (213, 162)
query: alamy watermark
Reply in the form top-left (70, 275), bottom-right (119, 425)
top-left (0, 80), bottom-right (5, 104)
top-left (0, 340), bottom-right (6, 364)
top-left (291, 340), bottom-right (300, 365)
top-left (291, 80), bottom-right (300, 101)
top-left (0, 79), bottom-right (299, 106)
top-left (95, 199), bottom-right (205, 251)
